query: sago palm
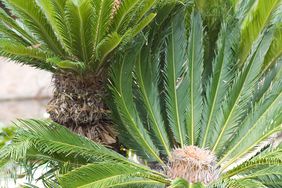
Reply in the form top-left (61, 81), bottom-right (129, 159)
top-left (107, 7), bottom-right (282, 186)
top-left (1, 4), bottom-right (282, 187)
top-left (195, 0), bottom-right (282, 75)
top-left (0, 0), bottom-right (160, 143)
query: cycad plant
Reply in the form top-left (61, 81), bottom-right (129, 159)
top-left (1, 3), bottom-right (282, 187)
top-left (0, 0), bottom-right (158, 143)
top-left (107, 7), bottom-right (282, 186)
top-left (195, 0), bottom-right (282, 76)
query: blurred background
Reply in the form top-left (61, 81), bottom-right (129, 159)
top-left (0, 57), bottom-right (52, 126)
top-left (0, 58), bottom-right (52, 187)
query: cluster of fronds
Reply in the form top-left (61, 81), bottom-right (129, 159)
top-left (0, 0), bottom-right (282, 187)
top-left (108, 0), bottom-right (282, 186)
top-left (0, 120), bottom-right (171, 187)
top-left (0, 0), bottom-right (158, 74)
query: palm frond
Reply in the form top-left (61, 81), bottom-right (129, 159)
top-left (91, 0), bottom-right (114, 56)
top-left (115, 0), bottom-right (155, 35)
top-left (47, 57), bottom-right (85, 73)
top-left (0, 39), bottom-right (54, 71)
top-left (65, 0), bottom-right (94, 63)
top-left (263, 24), bottom-right (282, 72)
top-left (0, 7), bottom-right (36, 44)
top-left (59, 162), bottom-right (169, 188)
top-left (234, 0), bottom-right (256, 20)
top-left (36, 0), bottom-right (72, 54)
top-left (210, 28), bottom-right (274, 153)
top-left (0, 39), bottom-right (47, 60)
top-left (135, 37), bottom-right (171, 157)
top-left (252, 60), bottom-right (282, 104)
top-left (6, 0), bottom-right (65, 56)
top-left (238, 166), bottom-right (282, 184)
top-left (239, 0), bottom-right (281, 64)
top-left (1, 119), bottom-right (127, 165)
top-left (109, 40), bottom-right (162, 163)
top-left (126, 13), bottom-right (157, 42)
top-left (0, 0), bottom-right (156, 73)
top-left (129, 0), bottom-right (156, 25)
top-left (219, 79), bottom-right (282, 168)
top-left (96, 32), bottom-right (122, 65)
top-left (0, 22), bottom-right (30, 45)
top-left (185, 11), bottom-right (204, 145)
top-left (224, 179), bottom-right (268, 188)
top-left (252, 170), bottom-right (282, 188)
top-left (0, 139), bottom-right (30, 161)
top-left (111, 0), bottom-right (140, 32)
top-left (164, 10), bottom-right (188, 147)
top-left (223, 158), bottom-right (282, 178)
top-left (200, 21), bottom-right (240, 148)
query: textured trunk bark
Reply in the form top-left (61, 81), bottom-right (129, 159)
top-left (47, 73), bottom-right (117, 145)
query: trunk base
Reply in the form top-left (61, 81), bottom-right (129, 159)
top-left (47, 73), bottom-right (117, 145)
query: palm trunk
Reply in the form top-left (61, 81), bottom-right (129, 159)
top-left (47, 0), bottom-right (122, 146)
top-left (47, 72), bottom-right (116, 145)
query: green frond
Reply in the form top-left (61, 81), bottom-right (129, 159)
top-left (164, 10), bottom-right (188, 147)
top-left (1, 120), bottom-right (169, 187)
top-left (169, 178), bottom-right (205, 188)
top-left (239, 166), bottom-right (282, 182)
top-left (239, 0), bottom-right (281, 64)
top-left (185, 11), bottom-right (204, 145)
top-left (252, 60), bottom-right (282, 104)
top-left (1, 119), bottom-right (127, 165)
top-left (224, 179), bottom-right (268, 188)
top-left (96, 32), bottom-right (122, 65)
top-left (200, 21), bottom-right (240, 148)
top-left (223, 158), bottom-right (282, 178)
top-left (258, 144), bottom-right (282, 159)
top-left (59, 162), bottom-right (169, 188)
top-left (152, 0), bottom-right (178, 28)
top-left (46, 57), bottom-right (86, 73)
top-left (128, 13), bottom-right (157, 40)
top-left (0, 39), bottom-right (47, 60)
top-left (116, 0), bottom-right (155, 35)
top-left (92, 0), bottom-right (114, 56)
top-left (234, 0), bottom-right (256, 20)
top-left (263, 24), bottom-right (282, 72)
top-left (109, 41), bottom-right (162, 163)
top-left (0, 22), bottom-right (30, 45)
top-left (219, 79), bottom-right (282, 168)
top-left (6, 0), bottom-right (65, 56)
top-left (129, 0), bottom-right (156, 25)
top-left (111, 0), bottom-right (140, 32)
top-left (135, 38), bottom-right (171, 157)
top-left (0, 139), bottom-right (31, 161)
top-left (65, 0), bottom-right (94, 63)
top-left (0, 39), bottom-right (54, 71)
top-left (36, 0), bottom-right (73, 54)
top-left (210, 28), bottom-right (274, 154)
top-left (0, 7), bottom-right (36, 44)
top-left (0, 0), bottom-right (155, 73)
top-left (253, 173), bottom-right (282, 188)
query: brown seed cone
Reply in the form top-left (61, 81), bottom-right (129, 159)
top-left (47, 72), bottom-right (117, 145)
top-left (167, 146), bottom-right (219, 185)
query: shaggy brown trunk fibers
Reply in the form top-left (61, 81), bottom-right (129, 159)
top-left (47, 73), bottom-right (116, 145)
